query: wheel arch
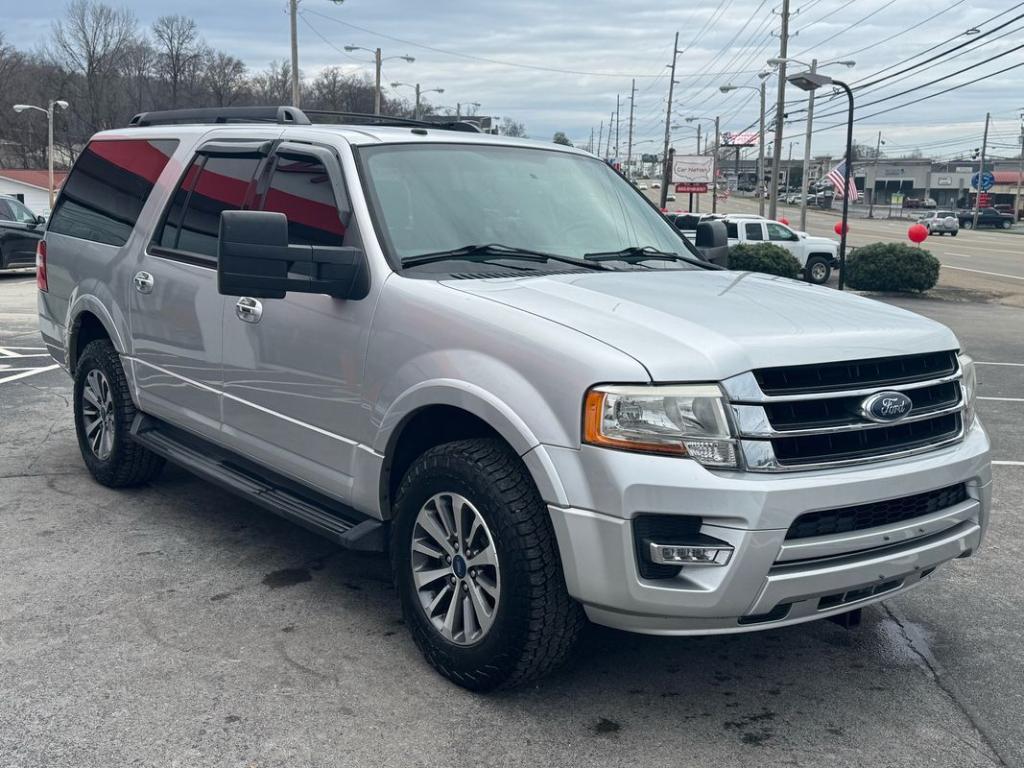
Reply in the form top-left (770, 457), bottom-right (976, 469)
top-left (67, 304), bottom-right (122, 372)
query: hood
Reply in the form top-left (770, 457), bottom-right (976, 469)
top-left (443, 270), bottom-right (958, 382)
top-left (799, 232), bottom-right (838, 248)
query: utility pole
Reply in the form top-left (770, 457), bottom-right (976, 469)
top-left (972, 112), bottom-right (990, 229)
top-left (414, 83), bottom-right (421, 120)
top-left (614, 93), bottom-right (621, 162)
top-left (589, 127), bottom-right (595, 155)
top-left (289, 0), bottom-right (300, 107)
top-left (757, 78), bottom-right (767, 217)
top-left (660, 31), bottom-right (680, 209)
top-left (373, 48), bottom-right (382, 115)
top-left (626, 79), bottom-right (636, 177)
top-left (1016, 112), bottom-right (1024, 223)
top-left (768, 0), bottom-right (790, 220)
top-left (797, 58), bottom-right (816, 229)
top-left (695, 122), bottom-right (702, 212)
top-left (606, 110), bottom-right (614, 159)
top-left (712, 115), bottom-right (720, 213)
top-left (868, 130), bottom-right (883, 218)
top-left (597, 121), bottom-right (604, 158)
top-left (785, 141), bottom-right (793, 191)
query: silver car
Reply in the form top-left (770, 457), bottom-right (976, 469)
top-left (38, 107), bottom-right (990, 691)
top-left (920, 210), bottom-right (959, 236)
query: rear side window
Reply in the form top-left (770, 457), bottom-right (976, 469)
top-left (48, 139), bottom-right (178, 246)
top-left (725, 221), bottom-right (738, 239)
top-left (156, 154), bottom-right (261, 258)
top-left (258, 154), bottom-right (345, 246)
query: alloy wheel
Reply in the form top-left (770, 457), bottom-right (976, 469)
top-left (410, 492), bottom-right (501, 645)
top-left (81, 369), bottom-right (115, 460)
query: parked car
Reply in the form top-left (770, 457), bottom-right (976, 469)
top-left (39, 106), bottom-right (990, 691)
top-left (651, 181), bottom-right (661, 188)
top-left (0, 195), bottom-right (46, 270)
top-left (918, 210), bottom-right (959, 236)
top-left (958, 207), bottom-right (1014, 229)
top-left (721, 216), bottom-right (839, 284)
top-left (638, 182), bottom-right (648, 190)
top-left (903, 197), bottom-right (937, 210)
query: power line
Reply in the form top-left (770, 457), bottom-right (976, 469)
top-left (793, 0), bottom-right (897, 57)
top-left (838, 0), bottom-right (966, 59)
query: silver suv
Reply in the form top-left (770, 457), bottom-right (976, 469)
top-left (919, 210), bottom-right (960, 236)
top-left (39, 107), bottom-right (991, 691)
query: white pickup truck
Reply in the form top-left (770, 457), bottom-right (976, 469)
top-left (722, 216), bottom-right (839, 284)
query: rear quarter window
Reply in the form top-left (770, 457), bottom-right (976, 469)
top-left (47, 138), bottom-right (178, 246)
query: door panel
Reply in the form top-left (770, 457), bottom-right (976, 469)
top-left (220, 143), bottom-right (375, 503)
top-left (131, 147), bottom-right (264, 435)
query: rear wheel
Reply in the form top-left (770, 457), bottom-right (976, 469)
top-left (73, 339), bottom-right (164, 487)
top-left (805, 256), bottom-right (831, 285)
top-left (391, 438), bottom-right (585, 691)
top-left (962, 219), bottom-right (973, 229)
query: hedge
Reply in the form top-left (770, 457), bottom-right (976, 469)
top-left (845, 242), bottom-right (940, 293)
top-left (728, 242), bottom-right (802, 279)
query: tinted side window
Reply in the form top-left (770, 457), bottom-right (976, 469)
top-left (157, 158), bottom-right (203, 248)
top-left (745, 222), bottom-right (764, 240)
top-left (0, 199), bottom-right (13, 221)
top-left (258, 154), bottom-right (345, 246)
top-left (174, 155), bottom-right (260, 257)
top-left (725, 221), bottom-right (738, 239)
top-left (48, 139), bottom-right (177, 246)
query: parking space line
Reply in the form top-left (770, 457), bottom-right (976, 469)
top-left (943, 265), bottom-right (1024, 281)
top-left (978, 396), bottom-right (1024, 402)
top-left (976, 361), bottom-right (1024, 367)
top-left (0, 365), bottom-right (58, 385)
top-left (993, 461), bottom-right (1024, 466)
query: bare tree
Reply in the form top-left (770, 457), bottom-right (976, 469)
top-left (123, 36), bottom-right (156, 114)
top-left (151, 14), bottom-right (200, 108)
top-left (500, 117), bottom-right (527, 137)
top-left (51, 0), bottom-right (138, 131)
top-left (250, 60), bottom-right (294, 104)
top-left (203, 50), bottom-right (247, 107)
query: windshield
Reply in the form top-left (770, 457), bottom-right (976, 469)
top-left (357, 143), bottom-right (700, 273)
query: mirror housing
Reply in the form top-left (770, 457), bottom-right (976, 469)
top-left (217, 210), bottom-right (369, 300)
top-left (694, 220), bottom-right (729, 267)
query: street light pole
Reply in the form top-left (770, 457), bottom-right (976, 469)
top-left (626, 78), bottom-right (636, 176)
top-left (768, 0), bottom-right (791, 221)
top-left (347, 46), bottom-right (413, 115)
top-left (13, 100), bottom-right (69, 210)
top-left (798, 58), bottom-right (817, 230)
top-left (374, 48), bottom-right (382, 115)
top-left (289, 0), bottom-right (300, 107)
top-left (868, 130), bottom-right (884, 218)
top-left (1016, 110), bottom-right (1024, 223)
top-left (713, 115), bottom-right (720, 214)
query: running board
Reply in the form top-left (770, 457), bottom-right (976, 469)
top-left (130, 415), bottom-right (385, 551)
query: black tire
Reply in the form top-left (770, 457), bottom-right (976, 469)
top-left (805, 256), bottom-right (831, 285)
top-left (1003, 219), bottom-right (1012, 229)
top-left (951, 230), bottom-right (958, 237)
top-left (73, 339), bottom-right (164, 487)
top-left (962, 219), bottom-right (973, 229)
top-left (391, 438), bottom-right (585, 691)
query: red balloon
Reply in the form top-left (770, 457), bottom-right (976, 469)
top-left (778, 217), bottom-right (790, 225)
top-left (908, 223), bottom-right (929, 244)
top-left (834, 221), bottom-right (848, 235)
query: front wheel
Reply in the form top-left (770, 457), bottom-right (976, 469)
top-left (951, 230), bottom-right (958, 237)
top-left (1003, 220), bottom-right (1012, 229)
top-left (805, 256), bottom-right (832, 285)
top-left (391, 438), bottom-right (585, 691)
top-left (962, 220), bottom-right (973, 229)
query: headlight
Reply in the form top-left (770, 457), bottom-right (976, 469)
top-left (583, 384), bottom-right (738, 467)
top-left (958, 352), bottom-right (977, 427)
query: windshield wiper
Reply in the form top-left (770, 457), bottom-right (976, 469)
top-left (403, 243), bottom-right (611, 270)
top-left (585, 246), bottom-right (710, 268)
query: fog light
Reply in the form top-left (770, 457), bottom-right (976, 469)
top-left (647, 537), bottom-right (733, 566)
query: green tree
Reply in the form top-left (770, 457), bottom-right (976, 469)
top-left (553, 131), bottom-right (573, 147)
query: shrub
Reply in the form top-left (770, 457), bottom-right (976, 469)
top-left (845, 242), bottom-right (940, 292)
top-left (728, 243), bottom-right (802, 279)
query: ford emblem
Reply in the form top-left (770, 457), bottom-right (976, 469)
top-left (860, 391), bottom-right (913, 423)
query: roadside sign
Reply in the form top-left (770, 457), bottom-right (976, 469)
top-left (671, 155), bottom-right (714, 184)
top-left (676, 183), bottom-right (708, 193)
top-left (971, 171), bottom-right (995, 191)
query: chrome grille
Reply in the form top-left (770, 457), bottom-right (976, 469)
top-left (724, 351), bottom-right (965, 472)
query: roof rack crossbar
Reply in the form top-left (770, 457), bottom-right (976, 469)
top-left (301, 109), bottom-right (482, 133)
top-left (128, 106), bottom-right (311, 127)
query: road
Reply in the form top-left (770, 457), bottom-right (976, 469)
top-left (1, 271), bottom-right (1022, 767)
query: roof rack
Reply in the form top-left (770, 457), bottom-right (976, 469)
top-left (128, 106), bottom-right (310, 127)
top-left (301, 109), bottom-right (481, 133)
top-left (126, 105), bottom-right (481, 133)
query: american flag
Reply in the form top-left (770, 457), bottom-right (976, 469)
top-left (827, 159), bottom-right (859, 202)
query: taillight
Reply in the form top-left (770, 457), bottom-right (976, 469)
top-left (37, 240), bottom-right (48, 292)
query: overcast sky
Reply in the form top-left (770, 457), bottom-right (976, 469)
top-left (10, 0), bottom-right (1024, 160)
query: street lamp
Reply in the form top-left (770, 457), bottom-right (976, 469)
top-left (768, 57), bottom-right (855, 230)
top-left (13, 100), bottom-right (69, 211)
top-left (684, 116), bottom-right (720, 213)
top-left (345, 46), bottom-right (414, 115)
top-left (788, 70), bottom-right (854, 290)
top-left (391, 82), bottom-right (444, 121)
top-left (720, 78), bottom-right (768, 215)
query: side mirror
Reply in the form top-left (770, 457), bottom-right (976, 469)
top-left (694, 220), bottom-right (729, 267)
top-left (36, 215), bottom-right (46, 225)
top-left (217, 210), bottom-right (369, 300)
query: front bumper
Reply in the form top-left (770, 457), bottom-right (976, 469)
top-left (538, 419), bottom-right (991, 635)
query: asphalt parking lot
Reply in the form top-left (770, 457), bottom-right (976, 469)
top-left (1, 269), bottom-right (1022, 767)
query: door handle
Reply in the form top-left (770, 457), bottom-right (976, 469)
top-left (133, 271), bottom-right (154, 294)
top-left (235, 296), bottom-right (263, 323)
